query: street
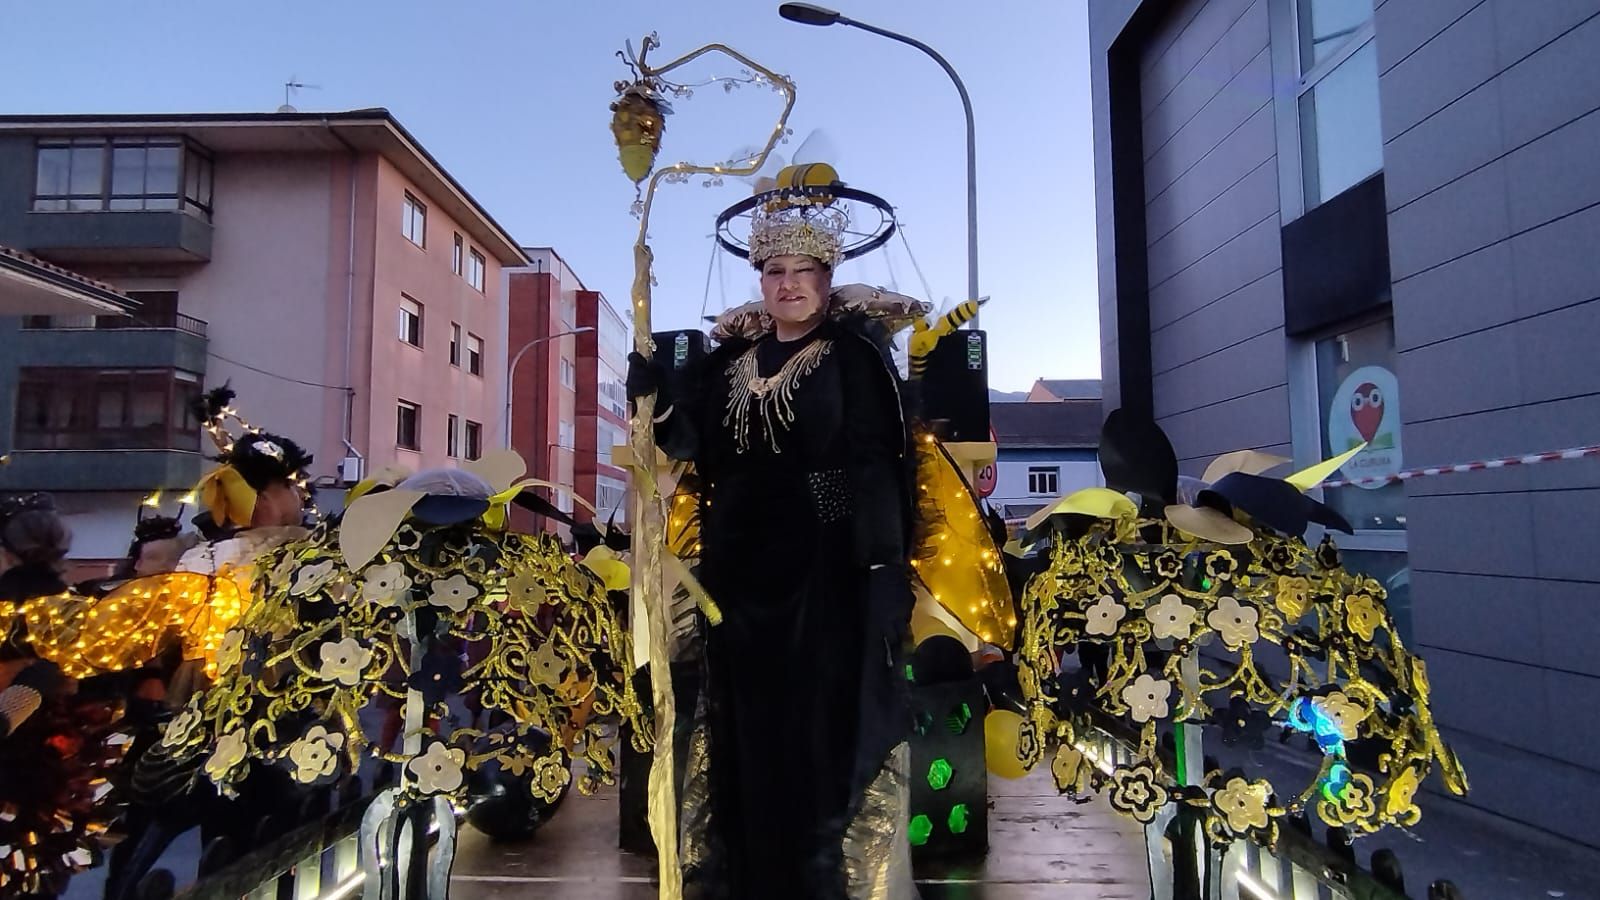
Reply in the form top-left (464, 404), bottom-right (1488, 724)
top-left (449, 768), bottom-right (1151, 899)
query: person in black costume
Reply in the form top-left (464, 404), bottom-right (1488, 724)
top-left (632, 192), bottom-right (920, 899)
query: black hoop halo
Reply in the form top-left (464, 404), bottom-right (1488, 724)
top-left (715, 184), bottom-right (897, 265)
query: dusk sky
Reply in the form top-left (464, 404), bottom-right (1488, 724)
top-left (2, 0), bottom-right (1097, 391)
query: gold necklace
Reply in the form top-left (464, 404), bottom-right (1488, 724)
top-left (723, 338), bottom-right (833, 453)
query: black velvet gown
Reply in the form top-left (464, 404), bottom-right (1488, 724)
top-left (664, 315), bottom-right (916, 899)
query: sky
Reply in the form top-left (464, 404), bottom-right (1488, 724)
top-left (0, 0), bottom-right (1099, 392)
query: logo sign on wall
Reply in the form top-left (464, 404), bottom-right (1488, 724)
top-left (1326, 365), bottom-right (1402, 490)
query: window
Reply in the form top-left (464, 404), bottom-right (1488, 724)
top-left (450, 323), bottom-right (462, 366)
top-left (13, 367), bottom-right (200, 451)
top-left (402, 193), bottom-right (427, 247)
top-left (452, 233), bottom-right (464, 275)
top-left (33, 136), bottom-right (213, 217)
top-left (1293, 0), bottom-right (1380, 209)
top-left (466, 334), bottom-right (484, 376)
top-left (464, 420), bottom-right (483, 461)
top-left (1314, 318), bottom-right (1404, 531)
top-left (397, 400), bottom-right (421, 450)
top-left (1027, 466), bottom-right (1059, 496)
top-left (468, 248), bottom-right (486, 292)
top-left (399, 296), bottom-right (422, 347)
top-left (447, 414), bottom-right (460, 458)
top-left (560, 357), bottom-right (575, 389)
top-left (1298, 0), bottom-right (1372, 68)
top-left (558, 420), bottom-right (575, 450)
top-left (1294, 314), bottom-right (1410, 637)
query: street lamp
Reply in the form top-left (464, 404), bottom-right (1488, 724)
top-left (778, 3), bottom-right (979, 323)
top-left (503, 326), bottom-right (595, 448)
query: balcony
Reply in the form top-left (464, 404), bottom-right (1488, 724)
top-left (22, 208), bottom-right (213, 263)
top-left (0, 447), bottom-right (202, 492)
top-left (15, 310), bottom-right (208, 372)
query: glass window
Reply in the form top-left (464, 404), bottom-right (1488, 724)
top-left (465, 421), bottom-right (483, 460)
top-left (1298, 0), bottom-right (1374, 69)
top-left (452, 233), bottom-right (464, 276)
top-left (468, 249), bottom-right (486, 292)
top-left (400, 296), bottom-right (422, 347)
top-left (447, 413), bottom-right (460, 458)
top-left (1300, 41), bottom-right (1383, 208)
top-left (1027, 466), bottom-right (1059, 495)
top-left (13, 367), bottom-right (199, 451)
top-left (560, 357), bottom-right (575, 389)
top-left (467, 334), bottom-right (483, 376)
top-left (397, 400), bottom-right (421, 450)
top-left (33, 136), bottom-right (210, 216)
top-left (1315, 317), bottom-right (1404, 530)
top-left (402, 193), bottom-right (427, 247)
top-left (450, 323), bottom-right (462, 366)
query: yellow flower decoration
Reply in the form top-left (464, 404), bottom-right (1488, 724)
top-left (1275, 576), bottom-right (1311, 620)
top-left (530, 640), bottom-right (570, 688)
top-left (1385, 766), bottom-right (1421, 819)
top-left (507, 568), bottom-right (546, 612)
top-left (1050, 744), bottom-right (1087, 793)
top-left (531, 754), bottom-right (571, 802)
top-left (1211, 777), bottom-right (1270, 834)
top-left (1318, 772), bottom-right (1377, 826)
top-left (1345, 592), bottom-right (1383, 640)
top-left (1206, 596), bottom-right (1260, 649)
top-left (285, 725), bottom-right (346, 785)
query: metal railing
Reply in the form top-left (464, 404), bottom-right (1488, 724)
top-left (20, 311), bottom-right (208, 337)
top-left (1073, 724), bottom-right (1463, 900)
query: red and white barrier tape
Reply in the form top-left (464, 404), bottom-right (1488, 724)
top-left (1320, 444), bottom-right (1600, 489)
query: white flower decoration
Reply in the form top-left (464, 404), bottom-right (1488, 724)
top-left (215, 629), bottom-right (246, 672)
top-left (286, 725), bottom-right (346, 784)
top-left (269, 553), bottom-right (299, 587)
top-left (317, 638), bottom-right (373, 686)
top-left (1316, 691), bottom-right (1365, 741)
top-left (1145, 593), bottom-right (1198, 641)
top-left (290, 560), bottom-right (338, 596)
top-left (406, 742), bottom-right (466, 795)
top-left (1083, 595), bottom-right (1127, 637)
top-left (1121, 673), bottom-right (1172, 723)
top-left (426, 573), bottom-right (479, 613)
top-left (204, 729), bottom-right (249, 782)
top-left (361, 562), bottom-right (413, 606)
top-left (1207, 596), bottom-right (1261, 649)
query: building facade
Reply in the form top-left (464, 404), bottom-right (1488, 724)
top-left (989, 397), bottom-right (1104, 526)
top-left (1090, 0), bottom-right (1600, 844)
top-left (0, 110), bottom-right (525, 564)
top-left (503, 248), bottom-right (629, 535)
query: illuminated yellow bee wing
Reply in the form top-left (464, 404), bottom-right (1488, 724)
top-left (910, 437), bottom-right (1016, 648)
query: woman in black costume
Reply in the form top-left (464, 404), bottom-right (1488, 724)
top-left (633, 187), bottom-right (920, 899)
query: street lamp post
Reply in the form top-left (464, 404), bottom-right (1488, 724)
top-left (503, 326), bottom-right (596, 449)
top-left (778, 2), bottom-right (979, 325)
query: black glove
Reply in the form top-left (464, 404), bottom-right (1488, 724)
top-left (865, 564), bottom-right (915, 656)
top-left (626, 351), bottom-right (659, 410)
top-left (11, 659), bottom-right (65, 697)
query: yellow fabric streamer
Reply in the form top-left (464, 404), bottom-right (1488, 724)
top-left (196, 466), bottom-right (256, 528)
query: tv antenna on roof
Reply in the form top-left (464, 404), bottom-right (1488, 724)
top-left (278, 76), bottom-right (322, 113)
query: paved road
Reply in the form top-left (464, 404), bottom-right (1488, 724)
top-left (449, 768), bottom-right (1151, 899)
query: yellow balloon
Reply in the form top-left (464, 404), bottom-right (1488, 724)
top-left (983, 709), bottom-right (1032, 780)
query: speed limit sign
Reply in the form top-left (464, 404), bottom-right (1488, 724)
top-left (976, 461), bottom-right (997, 498)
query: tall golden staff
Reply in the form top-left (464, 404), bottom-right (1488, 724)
top-left (609, 34), bottom-right (796, 899)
